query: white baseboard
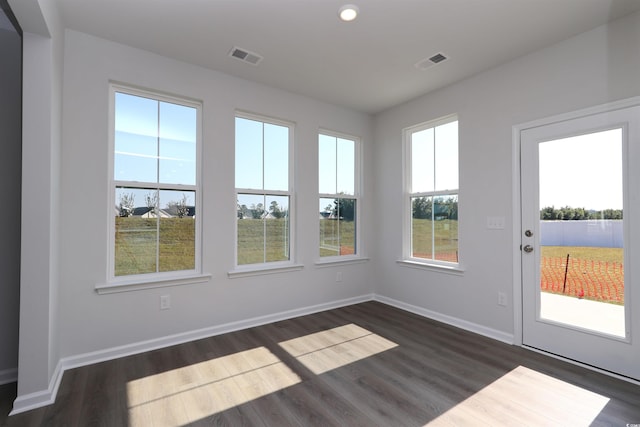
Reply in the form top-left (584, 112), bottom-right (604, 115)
top-left (9, 292), bottom-right (516, 416)
top-left (60, 293), bottom-right (374, 372)
top-left (10, 361), bottom-right (63, 416)
top-left (9, 293), bottom-right (373, 415)
top-left (0, 368), bottom-right (18, 385)
top-left (373, 294), bottom-right (515, 345)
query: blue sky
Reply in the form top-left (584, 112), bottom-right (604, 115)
top-left (318, 134), bottom-right (355, 212)
top-left (539, 128), bottom-right (622, 210)
top-left (411, 120), bottom-right (458, 194)
top-left (114, 92), bottom-right (197, 208)
top-left (235, 117), bottom-right (290, 212)
top-left (115, 96), bottom-right (363, 214)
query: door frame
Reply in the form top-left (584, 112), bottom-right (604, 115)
top-left (511, 96), bottom-right (640, 381)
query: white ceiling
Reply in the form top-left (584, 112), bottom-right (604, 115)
top-left (46, 0), bottom-right (640, 114)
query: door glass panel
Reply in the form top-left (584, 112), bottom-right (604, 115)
top-left (538, 128), bottom-right (625, 337)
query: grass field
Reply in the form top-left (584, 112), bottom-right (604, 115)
top-left (540, 246), bottom-right (623, 263)
top-left (237, 218), bottom-right (289, 265)
top-left (115, 220), bottom-right (622, 304)
top-left (115, 217), bottom-right (195, 276)
top-left (237, 218), bottom-right (357, 261)
top-left (411, 218), bottom-right (458, 262)
top-left (540, 246), bottom-right (624, 304)
top-left (320, 219), bottom-right (355, 257)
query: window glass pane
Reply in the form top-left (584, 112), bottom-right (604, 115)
top-left (158, 190), bottom-right (195, 272)
top-left (319, 197), bottom-right (356, 257)
top-left (114, 93), bottom-right (158, 183)
top-left (434, 121), bottom-right (458, 191)
top-left (235, 116), bottom-right (292, 266)
top-left (159, 102), bottom-right (197, 186)
top-left (433, 195), bottom-right (458, 262)
top-left (410, 195), bottom-right (458, 261)
top-left (411, 196), bottom-right (433, 260)
top-left (263, 123), bottom-right (289, 191)
top-left (337, 198), bottom-right (356, 255)
top-left (235, 117), bottom-right (264, 190)
top-left (319, 134), bottom-right (337, 194)
top-left (411, 128), bottom-right (434, 193)
top-left (336, 138), bottom-right (355, 195)
top-left (114, 187), bottom-right (158, 276)
top-left (408, 117), bottom-right (458, 264)
top-left (113, 88), bottom-right (199, 278)
top-left (319, 197), bottom-right (339, 257)
top-left (265, 195), bottom-right (289, 262)
top-left (237, 193), bottom-right (266, 265)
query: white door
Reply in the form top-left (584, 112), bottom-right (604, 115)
top-left (521, 104), bottom-right (640, 380)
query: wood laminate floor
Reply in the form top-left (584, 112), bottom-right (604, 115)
top-left (1, 301), bottom-right (639, 426)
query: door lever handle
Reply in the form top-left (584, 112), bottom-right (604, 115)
top-left (523, 244), bottom-right (534, 253)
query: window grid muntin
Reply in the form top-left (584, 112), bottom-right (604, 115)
top-left (109, 84), bottom-right (201, 280)
top-left (319, 130), bottom-right (360, 258)
top-left (406, 115), bottom-right (459, 265)
top-left (235, 112), bottom-right (294, 267)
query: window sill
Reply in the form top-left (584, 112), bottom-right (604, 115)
top-left (396, 259), bottom-right (465, 275)
top-left (228, 263), bottom-right (304, 279)
top-left (314, 256), bottom-right (370, 268)
top-left (96, 273), bottom-right (212, 294)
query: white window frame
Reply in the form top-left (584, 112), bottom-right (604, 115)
top-left (317, 129), bottom-right (362, 263)
top-left (231, 111), bottom-right (301, 277)
top-left (400, 114), bottom-right (463, 273)
top-left (98, 84), bottom-right (208, 294)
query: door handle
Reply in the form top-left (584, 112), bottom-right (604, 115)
top-left (523, 244), bottom-right (534, 253)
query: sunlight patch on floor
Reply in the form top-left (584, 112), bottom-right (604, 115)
top-left (126, 346), bottom-right (300, 426)
top-left (279, 323), bottom-right (398, 375)
top-left (425, 365), bottom-right (610, 426)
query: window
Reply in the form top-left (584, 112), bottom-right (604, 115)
top-left (319, 132), bottom-right (359, 257)
top-left (235, 113), bottom-right (293, 266)
top-left (405, 116), bottom-right (459, 264)
top-left (110, 85), bottom-right (200, 279)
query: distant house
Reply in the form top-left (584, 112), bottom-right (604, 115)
top-left (320, 211), bottom-right (342, 220)
top-left (128, 207), bottom-right (173, 218)
top-left (238, 208), bottom-right (264, 219)
top-left (131, 207), bottom-right (152, 217)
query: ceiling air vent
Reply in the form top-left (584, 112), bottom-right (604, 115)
top-left (414, 52), bottom-right (448, 71)
top-left (429, 53), bottom-right (447, 64)
top-left (228, 46), bottom-right (263, 66)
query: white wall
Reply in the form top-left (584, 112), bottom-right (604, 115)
top-left (13, 3), bottom-right (640, 411)
top-left (57, 30), bottom-right (374, 360)
top-left (373, 11), bottom-right (640, 337)
top-left (12, 0), bottom-right (64, 406)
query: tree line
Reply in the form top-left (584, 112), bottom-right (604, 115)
top-left (540, 206), bottom-right (622, 220)
top-left (412, 197), bottom-right (458, 220)
top-left (237, 198), bottom-right (357, 221)
top-left (238, 200), bottom-right (287, 219)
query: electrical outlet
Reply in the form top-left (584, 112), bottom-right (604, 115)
top-left (160, 295), bottom-right (171, 310)
top-left (497, 292), bottom-right (507, 307)
top-left (336, 272), bottom-right (343, 282)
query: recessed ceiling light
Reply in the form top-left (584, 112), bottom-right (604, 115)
top-left (339, 4), bottom-right (359, 22)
